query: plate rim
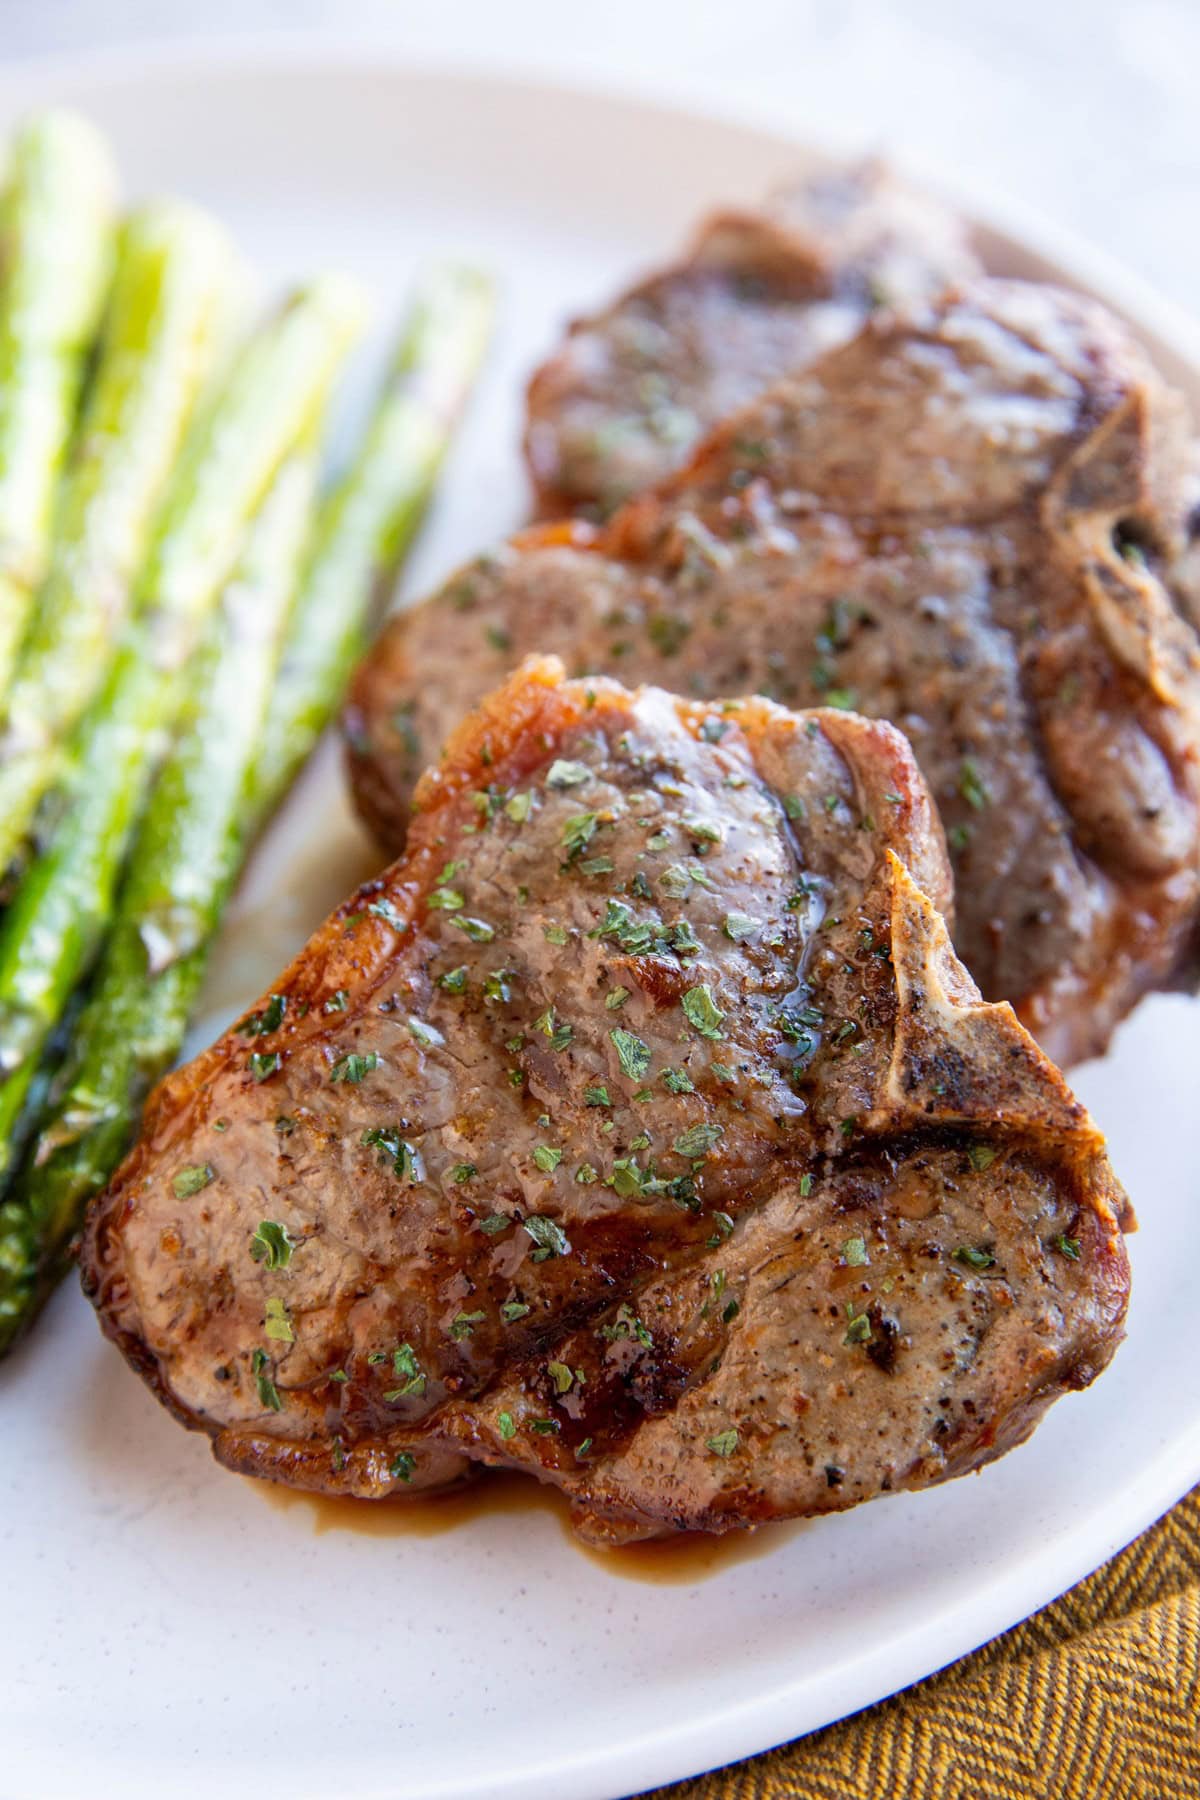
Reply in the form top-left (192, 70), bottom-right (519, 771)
top-left (0, 41), bottom-right (1197, 1800)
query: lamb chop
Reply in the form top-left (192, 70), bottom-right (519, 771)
top-left (83, 661), bottom-right (1129, 1545)
top-left (347, 279), bottom-right (1200, 1067)
top-left (524, 159), bottom-right (980, 516)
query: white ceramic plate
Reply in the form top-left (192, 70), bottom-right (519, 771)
top-left (2, 45), bottom-right (1200, 1800)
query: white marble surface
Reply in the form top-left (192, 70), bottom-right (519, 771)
top-left (3, 0), bottom-right (1198, 314)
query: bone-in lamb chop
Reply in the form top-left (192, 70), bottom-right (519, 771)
top-left (347, 280), bottom-right (1200, 1067)
top-left (524, 159), bottom-right (980, 516)
top-left (84, 661), bottom-right (1129, 1544)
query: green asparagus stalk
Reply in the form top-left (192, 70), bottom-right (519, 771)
top-left (0, 273), bottom-right (366, 1185)
top-left (0, 111), bottom-right (118, 691)
top-left (0, 265), bottom-right (492, 1353)
top-left (0, 202), bottom-right (238, 872)
top-left (0, 456), bottom-right (315, 1351)
top-left (253, 263), bottom-right (494, 807)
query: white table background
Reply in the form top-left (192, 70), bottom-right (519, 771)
top-left (3, 0), bottom-right (1198, 317)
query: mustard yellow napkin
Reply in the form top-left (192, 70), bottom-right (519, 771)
top-left (643, 1486), bottom-right (1200, 1800)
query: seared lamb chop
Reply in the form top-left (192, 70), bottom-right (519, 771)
top-left (525, 159), bottom-right (980, 516)
top-left (84, 661), bottom-right (1129, 1544)
top-left (348, 280), bottom-right (1200, 1066)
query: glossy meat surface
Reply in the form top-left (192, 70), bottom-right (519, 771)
top-left (85, 662), bottom-right (1129, 1543)
top-left (524, 159), bottom-right (980, 515)
top-left (349, 281), bottom-right (1200, 1065)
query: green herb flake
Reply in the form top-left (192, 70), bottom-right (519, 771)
top-left (390, 1452), bottom-right (416, 1482)
top-left (705, 1211), bottom-right (735, 1249)
top-left (605, 985), bottom-right (631, 1010)
top-left (448, 915), bottom-right (496, 943)
top-left (172, 1163), bottom-right (214, 1199)
top-left (722, 912), bottom-right (757, 942)
top-left (239, 993), bottom-right (287, 1037)
top-left (968, 1143), bottom-right (997, 1171)
top-left (543, 923), bottom-right (569, 945)
top-left (842, 1235), bottom-right (869, 1267)
top-left (437, 965), bottom-right (469, 993)
top-left (954, 1245), bottom-right (996, 1270)
top-left (662, 1067), bottom-right (694, 1095)
top-left (1053, 1234), bottom-right (1081, 1260)
top-left (248, 1051), bottom-right (281, 1083)
top-left (323, 989), bottom-right (349, 1014)
top-left (562, 811), bottom-right (599, 858)
top-left (330, 1051), bottom-right (379, 1084)
top-left (251, 1348), bottom-right (283, 1412)
top-left (546, 759), bottom-right (591, 789)
top-left (682, 984), bottom-right (725, 1040)
top-left (506, 791), bottom-right (532, 823)
top-left (523, 1214), bottom-right (571, 1261)
top-left (673, 1122), bottom-right (724, 1159)
top-left (533, 1144), bottom-right (564, 1173)
top-left (783, 795), bottom-right (806, 821)
top-left (501, 1300), bottom-right (531, 1322)
top-left (799, 1174), bottom-right (814, 1197)
top-left (706, 1429), bottom-right (739, 1458)
top-left (497, 1411), bottom-right (517, 1440)
top-left (843, 1308), bottom-right (872, 1346)
top-left (547, 1361), bottom-right (574, 1395)
top-left (264, 1297), bottom-right (294, 1344)
top-left (368, 898), bottom-right (406, 930)
top-left (427, 887), bottom-right (465, 912)
top-left (959, 758), bottom-right (989, 812)
top-left (450, 1310), bottom-right (487, 1340)
top-left (250, 1220), bottom-right (296, 1268)
top-left (610, 1027), bottom-right (652, 1080)
top-left (585, 1085), bottom-right (611, 1108)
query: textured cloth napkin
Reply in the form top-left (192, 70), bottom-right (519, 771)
top-left (643, 1486), bottom-right (1200, 1800)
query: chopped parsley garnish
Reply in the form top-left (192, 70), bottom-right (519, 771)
top-left (530, 1418), bottom-right (560, 1436)
top-left (454, 1163), bottom-right (478, 1184)
top-left (427, 887), bottom-right (465, 912)
top-left (248, 1051), bottom-right (280, 1083)
top-left (543, 923), bottom-right (569, 945)
top-left (497, 1411), bottom-right (516, 1440)
top-left (172, 1163), bottom-right (213, 1199)
top-left (323, 989), bottom-right (349, 1014)
top-left (799, 1174), bottom-right (813, 1197)
top-left (673, 1122), bottom-right (724, 1159)
top-left (523, 1214), bottom-right (571, 1261)
top-left (610, 1027), bottom-right (652, 1079)
top-left (959, 758), bottom-right (989, 811)
top-left (331, 1051), bottom-right (379, 1084)
top-left (706, 1429), bottom-right (739, 1458)
top-left (600, 1302), bottom-right (652, 1346)
top-left (251, 1348), bottom-right (282, 1412)
top-left (546, 759), bottom-right (591, 788)
top-left (264, 1297), bottom-right (294, 1343)
top-left (368, 897), bottom-right (406, 930)
top-left (506, 792), bottom-right (532, 823)
top-left (547, 1361), bottom-right (574, 1395)
top-left (843, 1306), bottom-right (872, 1346)
top-left (681, 984), bottom-right (725, 1039)
top-left (250, 1220), bottom-right (295, 1268)
top-left (954, 1245), bottom-right (996, 1270)
top-left (438, 965), bottom-right (468, 992)
top-left (585, 1085), bottom-right (611, 1108)
top-left (390, 1452), bottom-right (416, 1482)
top-left (239, 993), bottom-right (286, 1037)
top-left (1053, 1234), bottom-right (1081, 1260)
top-left (360, 1127), bottom-right (419, 1180)
top-left (722, 912), bottom-right (757, 942)
top-left (968, 1143), bottom-right (997, 1171)
top-left (501, 1300), bottom-right (531, 1322)
top-left (450, 1311), bottom-right (486, 1340)
top-left (562, 811), bottom-right (599, 858)
top-left (842, 1235), bottom-right (869, 1267)
top-left (705, 1211), bottom-right (735, 1248)
top-left (783, 795), bottom-right (806, 821)
top-left (533, 1145), bottom-right (563, 1173)
top-left (448, 915), bottom-right (496, 942)
top-left (382, 1343), bottom-right (427, 1400)
top-left (662, 1068), bottom-right (694, 1095)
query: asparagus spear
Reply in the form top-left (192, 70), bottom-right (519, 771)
top-left (253, 263), bottom-right (494, 808)
top-left (0, 457), bottom-right (315, 1352)
top-left (0, 202), bottom-right (238, 872)
top-left (0, 111), bottom-right (118, 692)
top-left (0, 266), bottom-right (492, 1352)
top-left (0, 273), bottom-right (366, 1184)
